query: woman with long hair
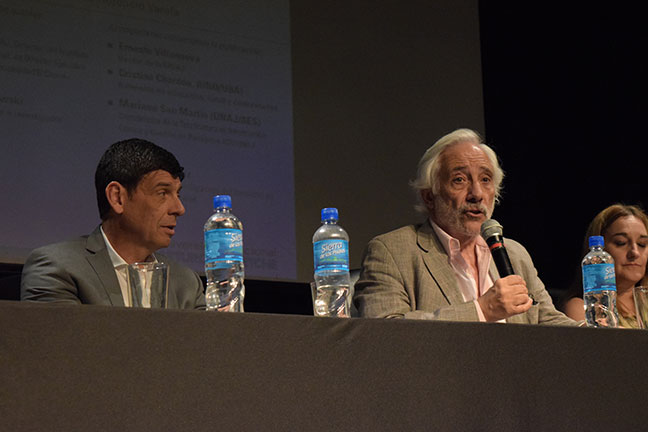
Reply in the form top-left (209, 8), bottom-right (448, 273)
top-left (561, 204), bottom-right (648, 328)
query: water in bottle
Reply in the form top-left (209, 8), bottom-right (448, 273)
top-left (312, 207), bottom-right (350, 317)
top-left (582, 235), bottom-right (618, 327)
top-left (204, 195), bottom-right (245, 312)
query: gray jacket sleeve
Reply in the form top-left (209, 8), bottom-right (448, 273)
top-left (21, 244), bottom-right (85, 304)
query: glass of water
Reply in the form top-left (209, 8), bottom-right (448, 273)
top-left (633, 286), bottom-right (648, 329)
top-left (127, 262), bottom-right (169, 308)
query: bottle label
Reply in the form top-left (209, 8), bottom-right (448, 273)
top-left (205, 229), bottom-right (243, 264)
top-left (582, 263), bottom-right (616, 293)
top-left (313, 239), bottom-right (349, 273)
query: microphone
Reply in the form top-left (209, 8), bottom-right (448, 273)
top-left (480, 219), bottom-right (514, 276)
top-left (480, 219), bottom-right (537, 305)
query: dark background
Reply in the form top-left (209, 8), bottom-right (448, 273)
top-left (2, 2), bottom-right (646, 310)
top-left (480, 1), bottom-right (647, 304)
top-left (480, 3), bottom-right (646, 302)
top-left (290, 0), bottom-right (485, 280)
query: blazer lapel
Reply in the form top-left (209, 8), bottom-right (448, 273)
top-left (85, 226), bottom-right (125, 306)
top-left (417, 222), bottom-right (464, 305)
top-left (488, 259), bottom-right (500, 282)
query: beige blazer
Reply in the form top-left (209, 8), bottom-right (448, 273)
top-left (354, 221), bottom-right (576, 325)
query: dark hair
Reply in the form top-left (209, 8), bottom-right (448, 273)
top-left (95, 138), bottom-right (185, 220)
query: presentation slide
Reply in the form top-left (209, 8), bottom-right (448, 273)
top-left (0, 0), bottom-right (295, 279)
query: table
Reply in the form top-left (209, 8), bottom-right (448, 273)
top-left (1, 301), bottom-right (646, 431)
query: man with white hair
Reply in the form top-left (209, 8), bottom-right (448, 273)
top-left (354, 128), bottom-right (575, 324)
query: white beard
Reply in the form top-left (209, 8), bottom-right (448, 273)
top-left (432, 195), bottom-right (494, 240)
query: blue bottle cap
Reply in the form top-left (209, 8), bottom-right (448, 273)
top-left (589, 235), bottom-right (604, 247)
top-left (321, 207), bottom-right (338, 222)
top-left (213, 195), bottom-right (232, 209)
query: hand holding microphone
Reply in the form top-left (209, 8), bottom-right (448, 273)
top-left (478, 219), bottom-right (536, 321)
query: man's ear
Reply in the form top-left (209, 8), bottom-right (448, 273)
top-left (105, 181), bottom-right (127, 215)
top-left (421, 189), bottom-right (435, 210)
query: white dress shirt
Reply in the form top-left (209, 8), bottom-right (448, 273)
top-left (100, 226), bottom-right (156, 307)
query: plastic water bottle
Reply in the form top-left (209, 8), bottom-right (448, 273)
top-left (204, 195), bottom-right (245, 312)
top-left (582, 235), bottom-right (618, 327)
top-left (312, 208), bottom-right (350, 317)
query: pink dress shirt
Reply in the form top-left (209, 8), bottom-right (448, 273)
top-left (430, 220), bottom-right (495, 322)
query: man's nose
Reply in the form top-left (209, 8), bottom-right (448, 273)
top-left (467, 180), bottom-right (483, 201)
top-left (171, 195), bottom-right (185, 216)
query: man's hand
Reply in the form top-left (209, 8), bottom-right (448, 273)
top-left (477, 275), bottom-right (533, 322)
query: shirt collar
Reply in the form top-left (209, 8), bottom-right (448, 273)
top-left (100, 225), bottom-right (156, 269)
top-left (429, 218), bottom-right (489, 257)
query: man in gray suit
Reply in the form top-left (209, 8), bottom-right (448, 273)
top-left (21, 138), bottom-right (205, 309)
top-left (354, 128), bottom-right (575, 325)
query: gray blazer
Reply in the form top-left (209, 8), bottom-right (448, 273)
top-left (21, 226), bottom-right (206, 309)
top-left (354, 221), bottom-right (576, 325)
